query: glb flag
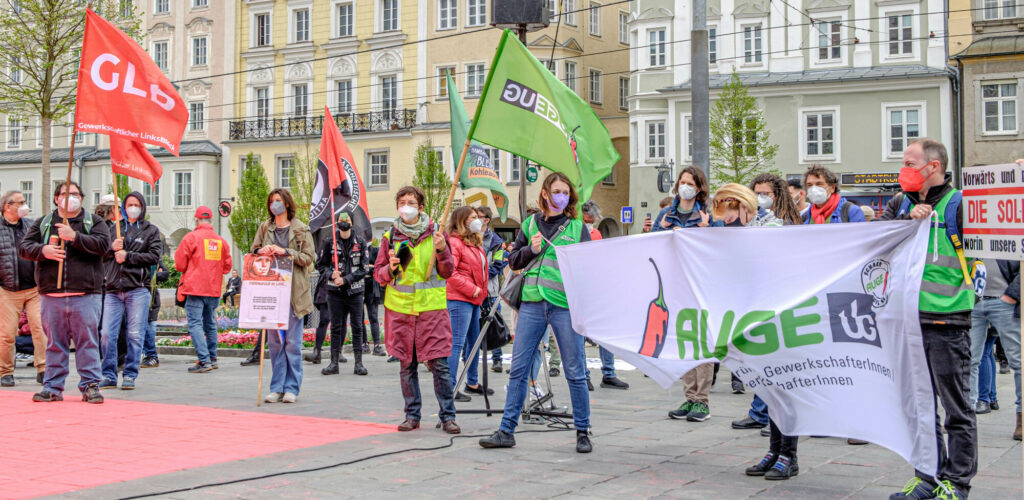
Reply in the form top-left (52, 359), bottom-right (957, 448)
top-left (469, 29), bottom-right (619, 206)
top-left (238, 254), bottom-right (294, 330)
top-left (556, 221), bottom-right (939, 475)
top-left (309, 107), bottom-right (372, 241)
top-left (74, 8), bottom-right (187, 155)
top-left (110, 137), bottom-right (162, 187)
top-left (447, 72), bottom-right (508, 222)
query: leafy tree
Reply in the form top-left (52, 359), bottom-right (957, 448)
top-left (412, 140), bottom-right (451, 221)
top-left (709, 72), bottom-right (780, 188)
top-left (229, 154), bottom-right (271, 253)
top-left (288, 142), bottom-right (319, 224)
top-left (0, 1), bottom-right (140, 212)
top-left (109, 174), bottom-right (130, 201)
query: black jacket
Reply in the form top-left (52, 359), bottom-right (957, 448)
top-left (996, 260), bottom-right (1021, 318)
top-left (876, 173), bottom-right (969, 327)
top-left (364, 244), bottom-right (382, 303)
top-left (19, 209), bottom-right (110, 294)
top-left (104, 192), bottom-right (162, 292)
top-left (315, 231), bottom-right (368, 296)
top-left (0, 216), bottom-right (34, 291)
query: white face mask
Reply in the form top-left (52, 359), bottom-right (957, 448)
top-left (58, 195), bottom-right (81, 213)
top-left (757, 194), bottom-right (774, 210)
top-left (16, 205), bottom-right (29, 218)
top-left (398, 205), bottom-right (418, 222)
top-left (678, 184), bottom-right (697, 201)
top-left (806, 185), bottom-right (829, 205)
top-left (125, 206), bottom-right (142, 220)
top-left (469, 219), bottom-right (484, 234)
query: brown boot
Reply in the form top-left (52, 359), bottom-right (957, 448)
top-left (442, 420), bottom-right (461, 435)
top-left (397, 419), bottom-right (420, 432)
top-left (1014, 412), bottom-right (1021, 441)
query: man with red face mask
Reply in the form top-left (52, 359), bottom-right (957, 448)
top-left (878, 138), bottom-right (976, 500)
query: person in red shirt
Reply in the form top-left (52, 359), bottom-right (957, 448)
top-left (581, 200), bottom-right (629, 390)
top-left (174, 206), bottom-right (232, 373)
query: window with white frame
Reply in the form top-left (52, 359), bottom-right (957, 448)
top-left (589, 69), bottom-right (602, 104)
top-left (816, 20), bottom-right (840, 62)
top-left (511, 156), bottom-right (523, 183)
top-left (589, 2), bottom-right (601, 36)
top-left (438, 0), bottom-right (456, 30)
top-left (9, 56), bottom-right (20, 84)
top-left (886, 105), bottom-right (922, 156)
top-left (338, 2), bottom-right (354, 37)
top-left (255, 87), bottom-right (270, 123)
top-left (188, 102), bottom-right (205, 131)
top-left (564, 0), bottom-right (577, 25)
top-left (543, 59), bottom-right (557, 75)
top-left (336, 80), bottom-right (353, 113)
top-left (154, 0), bottom-right (168, 14)
top-left (255, 13), bottom-right (271, 47)
top-left (381, 76), bottom-right (397, 111)
top-left (174, 172), bottom-right (192, 207)
top-left (545, 0), bottom-right (556, 22)
top-left (20, 181), bottom-right (31, 211)
top-left (292, 84), bottom-right (309, 116)
top-left (563, 61), bottom-right (577, 91)
top-left (153, 41), bottom-right (168, 71)
top-left (709, 27), bottom-right (717, 63)
top-left (887, 14), bottom-right (912, 56)
top-left (602, 168), bottom-right (615, 186)
top-left (278, 156), bottom-right (294, 188)
top-left (191, 37), bottom-right (207, 66)
top-left (193, 0), bottom-right (208, 7)
top-left (437, 66), bottom-right (455, 99)
top-left (733, 117), bottom-right (758, 157)
top-left (467, 0), bottom-right (486, 27)
top-left (486, 148), bottom-right (501, 179)
top-left (647, 121), bottom-right (665, 160)
top-left (294, 8), bottom-right (311, 43)
top-left (982, 82), bottom-right (1017, 133)
top-left (619, 12), bottom-right (628, 44)
top-left (8, 118), bottom-right (20, 149)
top-left (684, 115), bottom-right (693, 161)
top-left (120, 0), bottom-right (134, 16)
top-left (649, 29), bottom-right (666, 66)
top-left (74, 130), bottom-right (86, 145)
top-left (143, 179), bottom-right (159, 208)
top-left (619, 76), bottom-right (629, 110)
top-left (466, 64), bottom-right (485, 97)
top-left (368, 151), bottom-right (389, 187)
top-left (983, 0), bottom-right (1017, 20)
top-left (382, 0), bottom-right (398, 32)
top-left (802, 109), bottom-right (838, 160)
top-left (427, 147), bottom-right (445, 175)
top-left (743, 24), bottom-right (763, 63)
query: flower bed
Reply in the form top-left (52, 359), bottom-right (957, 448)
top-left (156, 329), bottom-right (355, 350)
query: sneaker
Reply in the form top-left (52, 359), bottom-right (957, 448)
top-left (0, 375), bottom-right (13, 387)
top-left (549, 367), bottom-right (560, 377)
top-left (188, 361), bottom-right (213, 373)
top-left (999, 359), bottom-right (1010, 374)
top-left (14, 352), bottom-right (32, 363)
top-left (760, 427), bottom-right (771, 437)
top-left (990, 400), bottom-right (1000, 411)
top-left (120, 378), bottom-right (135, 390)
top-left (764, 454), bottom-right (798, 480)
top-left (732, 416), bottom-right (768, 429)
top-left (82, 383), bottom-right (104, 404)
top-left (933, 480), bottom-right (965, 500)
top-left (479, 430), bottom-right (516, 448)
top-left (600, 376), bottom-right (629, 390)
top-left (668, 401), bottom-right (694, 420)
top-left (140, 356), bottom-right (159, 368)
top-left (454, 391), bottom-right (472, 402)
top-left (976, 401), bottom-right (991, 414)
top-left (387, 355), bottom-right (400, 363)
top-left (209, 357), bottom-right (219, 370)
top-left (282, 392), bottom-right (297, 403)
top-left (264, 392), bottom-right (283, 403)
top-left (731, 378), bottom-right (746, 394)
top-left (745, 453), bottom-right (778, 476)
top-left (372, 344), bottom-right (386, 356)
top-left (529, 385), bottom-right (545, 399)
top-left (491, 362), bottom-right (503, 373)
top-left (99, 378), bottom-right (118, 390)
top-left (576, 430), bottom-right (592, 453)
top-left (889, 477), bottom-right (938, 499)
top-left (687, 402), bottom-right (711, 422)
top-left (32, 390), bottom-right (62, 402)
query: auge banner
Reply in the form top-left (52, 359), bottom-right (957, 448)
top-left (556, 220), bottom-right (939, 475)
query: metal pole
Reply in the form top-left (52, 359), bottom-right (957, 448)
top-left (691, 0), bottom-right (710, 177)
top-left (517, 24), bottom-right (529, 221)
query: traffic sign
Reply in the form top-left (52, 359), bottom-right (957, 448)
top-left (526, 165), bottom-right (539, 183)
top-left (621, 206), bottom-right (633, 224)
top-left (218, 201), bottom-right (232, 217)
top-left (961, 162), bottom-right (1023, 260)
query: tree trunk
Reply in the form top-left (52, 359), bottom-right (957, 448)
top-left (41, 115), bottom-right (52, 213)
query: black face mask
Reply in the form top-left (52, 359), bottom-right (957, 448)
top-left (338, 222), bottom-right (352, 231)
top-left (725, 217), bottom-right (744, 227)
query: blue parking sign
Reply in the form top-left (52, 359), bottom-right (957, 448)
top-left (621, 206), bottom-right (633, 224)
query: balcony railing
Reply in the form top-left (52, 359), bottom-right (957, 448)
top-left (228, 109), bottom-right (417, 141)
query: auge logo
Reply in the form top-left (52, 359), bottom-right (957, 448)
top-left (826, 293), bottom-right (881, 348)
top-left (861, 258), bottom-right (891, 308)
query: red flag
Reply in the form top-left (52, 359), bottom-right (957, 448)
top-left (74, 8), bottom-right (187, 156)
top-left (110, 137), bottom-right (162, 187)
top-left (309, 107), bottom-right (372, 241)
top-left (318, 106), bottom-right (349, 190)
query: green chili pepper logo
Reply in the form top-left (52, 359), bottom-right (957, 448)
top-left (639, 258), bottom-right (669, 358)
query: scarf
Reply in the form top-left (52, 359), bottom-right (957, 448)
top-left (394, 212), bottom-right (430, 240)
top-left (810, 192), bottom-right (841, 225)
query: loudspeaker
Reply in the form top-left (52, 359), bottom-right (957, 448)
top-left (492, 0), bottom-right (549, 29)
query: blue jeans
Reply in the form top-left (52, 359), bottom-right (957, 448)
top-left (100, 288), bottom-right (150, 382)
top-left (400, 345), bottom-right (456, 422)
top-left (268, 313), bottom-right (304, 395)
top-left (586, 345), bottom-right (617, 379)
top-left (185, 295), bottom-right (219, 363)
top-left (447, 300), bottom-right (481, 389)
top-left (500, 301), bottom-right (590, 433)
top-left (39, 294), bottom-right (102, 395)
top-left (978, 337), bottom-right (998, 404)
top-left (969, 297), bottom-right (1021, 412)
top-left (749, 394), bottom-right (769, 425)
top-left (142, 319), bottom-right (157, 358)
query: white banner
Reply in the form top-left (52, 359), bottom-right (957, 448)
top-left (556, 220), bottom-right (939, 475)
top-left (238, 254), bottom-right (294, 330)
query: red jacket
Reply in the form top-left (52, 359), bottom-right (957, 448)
top-left (446, 235), bottom-right (487, 306)
top-left (174, 223), bottom-right (232, 297)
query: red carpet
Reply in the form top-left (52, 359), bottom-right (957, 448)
top-left (0, 391), bottom-right (396, 499)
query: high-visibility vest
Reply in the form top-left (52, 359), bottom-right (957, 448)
top-left (382, 229), bottom-right (447, 315)
top-left (911, 190), bottom-right (974, 315)
top-left (521, 215), bottom-right (582, 309)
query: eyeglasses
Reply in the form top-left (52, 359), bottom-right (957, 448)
top-left (4, 200), bottom-right (24, 206)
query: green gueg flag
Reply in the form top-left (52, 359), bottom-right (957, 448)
top-left (448, 72), bottom-right (508, 222)
top-left (468, 29), bottom-right (620, 209)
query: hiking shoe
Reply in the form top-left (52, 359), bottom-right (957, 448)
top-left (188, 361), bottom-right (213, 373)
top-left (99, 378), bottom-right (118, 389)
top-left (0, 375), bottom-right (14, 387)
top-left (454, 391), bottom-right (472, 403)
top-left (479, 430), bottom-right (515, 448)
top-left (687, 402), bottom-right (711, 422)
top-left (120, 378), bottom-right (135, 390)
top-left (549, 367), bottom-right (560, 377)
top-left (600, 376), bottom-right (629, 390)
top-left (764, 455), bottom-right (797, 480)
top-left (372, 344), bottom-right (386, 356)
top-left (82, 383), bottom-right (104, 404)
top-left (576, 430), bottom-right (592, 453)
top-left (668, 401), bottom-right (694, 420)
top-left (731, 378), bottom-right (746, 394)
top-left (745, 453), bottom-right (778, 476)
top-left (32, 390), bottom-right (62, 402)
top-left (732, 416), bottom-right (767, 429)
top-left (140, 356), bottom-right (159, 368)
top-left (975, 401), bottom-right (991, 414)
top-left (889, 477), bottom-right (938, 499)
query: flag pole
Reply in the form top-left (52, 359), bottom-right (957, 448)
top-left (109, 167), bottom-right (123, 240)
top-left (438, 136), bottom-right (473, 229)
top-left (329, 190), bottom-right (340, 274)
top-left (55, 131), bottom-right (78, 290)
top-left (256, 328), bottom-right (267, 406)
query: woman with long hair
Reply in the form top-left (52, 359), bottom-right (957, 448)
top-left (749, 173), bottom-right (802, 226)
top-left (479, 172), bottom-right (594, 454)
top-left (445, 206), bottom-right (491, 401)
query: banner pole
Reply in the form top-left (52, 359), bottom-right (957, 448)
top-left (55, 131), bottom-right (78, 289)
top-left (109, 167), bottom-right (123, 240)
top-left (438, 137), bottom-right (472, 229)
top-left (256, 328), bottom-right (267, 406)
top-left (329, 191), bottom-right (340, 274)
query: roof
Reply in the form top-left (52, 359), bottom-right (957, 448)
top-left (953, 35), bottom-right (1024, 59)
top-left (661, 65), bottom-right (950, 92)
top-left (0, 140), bottom-right (221, 165)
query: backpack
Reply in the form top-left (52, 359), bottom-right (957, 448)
top-left (839, 201), bottom-right (853, 223)
top-left (39, 213), bottom-right (93, 244)
top-left (895, 191), bottom-right (972, 287)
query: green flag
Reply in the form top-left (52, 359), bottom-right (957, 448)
top-left (448, 72), bottom-right (508, 222)
top-left (468, 29), bottom-right (619, 209)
